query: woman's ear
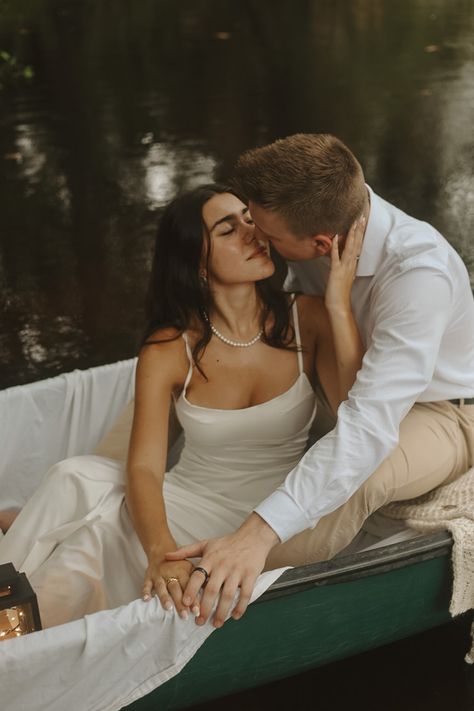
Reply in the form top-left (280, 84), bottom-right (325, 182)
top-left (311, 234), bottom-right (333, 257)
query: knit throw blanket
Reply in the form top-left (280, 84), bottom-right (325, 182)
top-left (382, 466), bottom-right (474, 663)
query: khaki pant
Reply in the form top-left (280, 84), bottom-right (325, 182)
top-left (266, 401), bottom-right (474, 569)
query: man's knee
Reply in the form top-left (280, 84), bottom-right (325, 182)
top-left (355, 460), bottom-right (396, 513)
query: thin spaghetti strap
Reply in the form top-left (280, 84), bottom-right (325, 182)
top-left (181, 333), bottom-right (194, 395)
top-left (291, 296), bottom-right (304, 375)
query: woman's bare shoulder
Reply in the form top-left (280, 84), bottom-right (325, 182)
top-left (138, 327), bottom-right (189, 385)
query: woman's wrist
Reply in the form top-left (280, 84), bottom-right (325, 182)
top-left (326, 301), bottom-right (352, 319)
top-left (147, 537), bottom-right (176, 561)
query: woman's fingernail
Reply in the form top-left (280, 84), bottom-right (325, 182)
top-left (165, 601), bottom-right (173, 611)
top-left (180, 610), bottom-right (189, 621)
top-left (143, 594), bottom-right (151, 601)
top-left (183, 596), bottom-right (191, 605)
top-left (192, 605), bottom-right (200, 616)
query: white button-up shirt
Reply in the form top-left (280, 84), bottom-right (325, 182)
top-left (255, 186), bottom-right (474, 542)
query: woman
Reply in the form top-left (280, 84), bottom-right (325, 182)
top-left (0, 184), bottom-right (364, 628)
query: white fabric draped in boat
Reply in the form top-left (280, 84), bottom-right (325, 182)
top-left (0, 359), bottom-right (136, 508)
top-left (0, 362), bottom-right (288, 711)
top-left (0, 569), bottom-right (285, 711)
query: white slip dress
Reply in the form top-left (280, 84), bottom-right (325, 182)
top-left (0, 299), bottom-right (316, 628)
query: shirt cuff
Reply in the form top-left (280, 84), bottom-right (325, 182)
top-left (254, 489), bottom-right (312, 543)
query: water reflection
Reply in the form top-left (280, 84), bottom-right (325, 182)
top-left (0, 0), bottom-right (473, 387)
top-left (126, 139), bottom-right (217, 209)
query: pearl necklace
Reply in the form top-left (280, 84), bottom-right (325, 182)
top-left (209, 322), bottom-right (263, 348)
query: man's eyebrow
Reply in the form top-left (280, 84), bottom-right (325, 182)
top-left (210, 207), bottom-right (249, 232)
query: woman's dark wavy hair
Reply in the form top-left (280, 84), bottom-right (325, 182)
top-left (142, 183), bottom-right (295, 370)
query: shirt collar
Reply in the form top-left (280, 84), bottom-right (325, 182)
top-left (356, 185), bottom-right (392, 277)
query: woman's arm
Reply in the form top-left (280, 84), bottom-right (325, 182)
top-left (312, 297), bottom-right (364, 413)
top-left (307, 219), bottom-right (365, 413)
top-left (126, 332), bottom-right (194, 615)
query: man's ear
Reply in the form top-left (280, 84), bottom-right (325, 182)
top-left (311, 234), bottom-right (333, 257)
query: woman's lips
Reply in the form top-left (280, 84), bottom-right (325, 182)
top-left (247, 246), bottom-right (268, 260)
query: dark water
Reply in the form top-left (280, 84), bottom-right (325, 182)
top-left (1, 0), bottom-right (474, 708)
top-left (1, 0), bottom-right (474, 388)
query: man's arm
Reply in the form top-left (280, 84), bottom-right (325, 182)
top-left (256, 267), bottom-right (453, 540)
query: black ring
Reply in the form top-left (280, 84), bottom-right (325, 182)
top-left (192, 566), bottom-right (210, 585)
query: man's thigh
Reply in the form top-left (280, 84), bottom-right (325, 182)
top-left (458, 403), bottom-right (474, 465)
top-left (265, 401), bottom-right (472, 569)
top-left (369, 401), bottom-right (470, 503)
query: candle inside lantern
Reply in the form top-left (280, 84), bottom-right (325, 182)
top-left (0, 563), bottom-right (42, 640)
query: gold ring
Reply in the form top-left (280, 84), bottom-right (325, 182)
top-left (165, 576), bottom-right (180, 586)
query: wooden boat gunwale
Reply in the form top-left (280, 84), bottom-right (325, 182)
top-left (259, 530), bottom-right (452, 601)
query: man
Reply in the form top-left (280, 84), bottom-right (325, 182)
top-left (167, 133), bottom-right (474, 628)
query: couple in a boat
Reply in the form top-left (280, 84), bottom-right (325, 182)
top-left (1, 133), bottom-right (473, 630)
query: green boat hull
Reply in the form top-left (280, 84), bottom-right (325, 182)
top-left (124, 532), bottom-right (458, 710)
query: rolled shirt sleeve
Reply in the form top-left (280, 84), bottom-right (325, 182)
top-left (255, 267), bottom-right (454, 542)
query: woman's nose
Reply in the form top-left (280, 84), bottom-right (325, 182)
top-left (243, 223), bottom-right (256, 242)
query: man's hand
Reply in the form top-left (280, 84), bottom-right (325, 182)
top-left (165, 513), bottom-right (279, 628)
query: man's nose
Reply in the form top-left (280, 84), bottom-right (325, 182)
top-left (253, 224), bottom-right (268, 243)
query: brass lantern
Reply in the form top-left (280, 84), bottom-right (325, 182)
top-left (0, 562), bottom-right (42, 640)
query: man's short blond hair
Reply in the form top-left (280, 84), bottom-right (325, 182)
top-left (233, 133), bottom-right (367, 237)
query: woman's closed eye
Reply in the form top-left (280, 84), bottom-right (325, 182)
top-left (217, 212), bottom-right (255, 236)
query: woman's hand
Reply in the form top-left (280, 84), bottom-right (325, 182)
top-left (142, 556), bottom-right (196, 619)
top-left (166, 513), bottom-right (279, 628)
top-left (325, 215), bottom-right (366, 315)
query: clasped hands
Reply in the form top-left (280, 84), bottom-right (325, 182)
top-left (142, 557), bottom-right (201, 620)
top-left (150, 513), bottom-right (279, 628)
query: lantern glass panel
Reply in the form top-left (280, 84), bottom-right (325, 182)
top-left (0, 603), bottom-right (36, 639)
top-left (0, 563), bottom-right (42, 640)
